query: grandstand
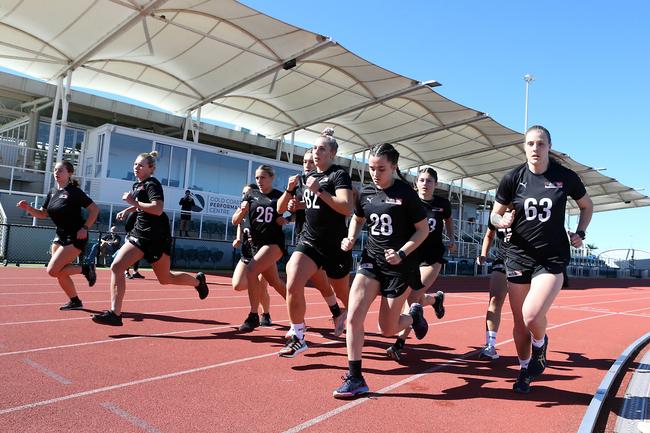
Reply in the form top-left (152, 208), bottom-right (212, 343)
top-left (0, 0), bottom-right (648, 277)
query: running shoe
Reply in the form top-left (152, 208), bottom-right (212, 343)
top-left (260, 313), bottom-right (272, 327)
top-left (194, 272), bottom-right (209, 300)
top-left (59, 298), bottom-right (83, 310)
top-left (332, 308), bottom-right (347, 337)
top-left (238, 313), bottom-right (260, 332)
top-left (409, 303), bottom-right (429, 340)
top-left (91, 310), bottom-right (123, 326)
top-left (279, 335), bottom-right (307, 358)
top-left (125, 271), bottom-right (132, 279)
top-left (82, 263), bottom-right (97, 287)
top-left (528, 335), bottom-right (548, 378)
top-left (333, 374), bottom-right (369, 399)
top-left (386, 345), bottom-right (403, 362)
top-left (432, 290), bottom-right (445, 319)
top-left (513, 368), bottom-right (531, 393)
top-left (131, 272), bottom-right (145, 279)
top-left (478, 344), bottom-right (499, 360)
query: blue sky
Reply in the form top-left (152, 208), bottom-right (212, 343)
top-left (242, 0), bottom-right (649, 254)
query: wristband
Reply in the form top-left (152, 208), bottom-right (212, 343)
top-left (397, 250), bottom-right (407, 260)
top-left (316, 186), bottom-right (324, 196)
top-left (82, 225), bottom-right (89, 230)
top-left (575, 230), bottom-right (586, 240)
top-left (285, 189), bottom-right (294, 195)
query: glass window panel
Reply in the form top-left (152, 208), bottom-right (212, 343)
top-left (169, 146), bottom-right (186, 188)
top-left (188, 150), bottom-right (247, 195)
top-left (154, 143), bottom-right (171, 186)
top-left (107, 133), bottom-right (152, 181)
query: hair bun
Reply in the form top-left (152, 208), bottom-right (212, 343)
top-left (149, 150), bottom-right (159, 158)
top-left (321, 127), bottom-right (335, 137)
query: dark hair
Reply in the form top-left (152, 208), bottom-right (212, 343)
top-left (318, 127), bottom-right (338, 152)
top-left (417, 167), bottom-right (438, 182)
top-left (56, 160), bottom-right (79, 187)
top-left (185, 189), bottom-right (191, 194)
top-left (246, 183), bottom-right (259, 190)
top-left (137, 150), bottom-right (159, 168)
top-left (525, 125), bottom-right (551, 144)
top-left (369, 143), bottom-right (407, 183)
top-left (256, 164), bottom-right (275, 178)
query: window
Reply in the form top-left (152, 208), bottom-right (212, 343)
top-left (107, 133), bottom-right (152, 180)
top-left (155, 142), bottom-right (187, 188)
top-left (188, 150), bottom-right (247, 195)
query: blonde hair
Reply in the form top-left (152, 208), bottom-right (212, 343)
top-left (318, 127), bottom-right (338, 152)
top-left (137, 150), bottom-right (159, 168)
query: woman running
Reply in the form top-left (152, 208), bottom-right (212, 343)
top-left (277, 128), bottom-right (352, 358)
top-left (334, 143), bottom-right (429, 398)
top-left (491, 125), bottom-right (593, 393)
top-left (91, 151), bottom-right (209, 326)
top-left (281, 148), bottom-right (348, 337)
top-left (475, 212), bottom-right (512, 360)
top-left (231, 180), bottom-right (282, 331)
top-left (17, 160), bottom-right (99, 310)
top-left (386, 167), bottom-right (455, 362)
top-left (232, 183), bottom-right (273, 332)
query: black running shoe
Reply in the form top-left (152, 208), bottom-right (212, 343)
top-left (513, 367), bottom-right (532, 393)
top-left (333, 374), bottom-right (369, 399)
top-left (260, 313), bottom-right (272, 327)
top-left (59, 298), bottom-right (83, 310)
top-left (409, 303), bottom-right (429, 340)
top-left (82, 263), bottom-right (97, 287)
top-left (195, 272), bottom-right (209, 300)
top-left (91, 310), bottom-right (123, 326)
top-left (432, 290), bottom-right (445, 319)
top-left (386, 345), bottom-right (403, 362)
top-left (131, 272), bottom-right (145, 279)
top-left (528, 335), bottom-right (548, 378)
top-left (125, 271), bottom-right (133, 279)
top-left (238, 313), bottom-right (260, 332)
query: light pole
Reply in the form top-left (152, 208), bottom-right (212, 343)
top-left (524, 73), bottom-right (534, 131)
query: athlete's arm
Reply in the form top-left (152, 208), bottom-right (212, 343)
top-left (398, 218), bottom-right (429, 257)
top-left (444, 216), bottom-right (457, 254)
top-left (316, 187), bottom-right (353, 216)
top-left (490, 202), bottom-right (515, 229)
top-left (569, 193), bottom-right (593, 247)
top-left (478, 227), bottom-right (496, 265)
top-left (231, 201), bottom-right (249, 225)
top-left (278, 175), bottom-right (299, 213)
top-left (16, 201), bottom-right (48, 219)
top-left (341, 215), bottom-right (365, 251)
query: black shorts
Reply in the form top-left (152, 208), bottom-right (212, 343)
top-left (127, 234), bottom-right (172, 263)
top-left (53, 232), bottom-right (88, 252)
top-left (295, 241), bottom-right (352, 280)
top-left (357, 251), bottom-right (423, 298)
top-left (419, 245), bottom-right (447, 267)
top-left (490, 258), bottom-right (506, 274)
top-left (505, 257), bottom-right (566, 284)
top-left (180, 213), bottom-right (191, 221)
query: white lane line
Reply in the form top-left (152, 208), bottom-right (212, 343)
top-left (23, 358), bottom-right (72, 385)
top-left (0, 300), bottom-right (327, 326)
top-left (0, 296), bottom-right (250, 308)
top-left (100, 402), bottom-right (164, 433)
top-left (1, 352), bottom-right (279, 415)
top-left (281, 309), bottom-right (621, 433)
top-left (0, 311), bottom-right (341, 357)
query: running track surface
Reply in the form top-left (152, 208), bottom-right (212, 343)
top-left (1, 268), bottom-right (649, 433)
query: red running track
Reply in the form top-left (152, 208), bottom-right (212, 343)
top-left (0, 267), bottom-right (649, 433)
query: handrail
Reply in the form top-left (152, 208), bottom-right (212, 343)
top-left (577, 332), bottom-right (650, 433)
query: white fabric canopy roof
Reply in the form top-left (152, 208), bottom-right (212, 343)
top-left (0, 0), bottom-right (646, 213)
